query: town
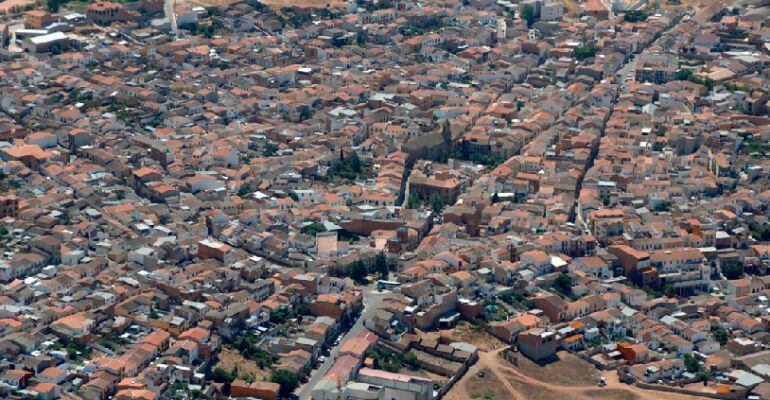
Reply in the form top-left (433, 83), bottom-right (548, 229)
top-left (0, 0), bottom-right (769, 399)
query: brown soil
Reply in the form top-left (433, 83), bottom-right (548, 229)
top-left (439, 321), bottom-right (506, 352)
top-left (445, 348), bottom-right (714, 400)
top-left (215, 346), bottom-right (273, 383)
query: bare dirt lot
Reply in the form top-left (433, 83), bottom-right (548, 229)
top-left (215, 346), bottom-right (273, 383)
top-left (439, 321), bottom-right (506, 352)
top-left (445, 349), bottom-right (714, 400)
top-left (461, 367), bottom-right (515, 400)
top-left (259, 0), bottom-right (344, 8)
top-left (186, 0), bottom-right (345, 11)
top-left (513, 350), bottom-right (600, 386)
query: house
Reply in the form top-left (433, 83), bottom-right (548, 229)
top-left (629, 359), bottom-right (685, 383)
top-left (518, 328), bottom-right (559, 361)
top-left (230, 380), bottom-right (280, 400)
top-left (533, 294), bottom-right (567, 323)
top-left (571, 256), bottom-right (612, 279)
top-left (87, 1), bottom-right (128, 25)
top-left (491, 313), bottom-right (541, 342)
top-left (356, 368), bottom-right (434, 400)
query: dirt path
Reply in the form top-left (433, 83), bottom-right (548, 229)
top-left (447, 349), bottom-right (713, 400)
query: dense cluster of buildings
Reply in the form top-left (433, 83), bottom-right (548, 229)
top-left (0, 0), bottom-right (769, 398)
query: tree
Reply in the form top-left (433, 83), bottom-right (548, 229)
top-left (271, 369), bottom-right (299, 398)
top-left (212, 367), bottom-right (235, 384)
top-left (623, 10), bottom-right (648, 22)
top-left (348, 260), bottom-right (368, 283)
top-left (573, 42), bottom-right (597, 61)
top-left (683, 354), bottom-right (700, 373)
top-left (47, 0), bottom-right (60, 12)
top-left (491, 192), bottom-right (499, 203)
top-left (553, 273), bottom-right (573, 296)
top-left (302, 222), bottom-right (326, 236)
top-left (406, 192), bottom-right (421, 209)
top-left (520, 4), bottom-right (535, 28)
top-left (653, 201), bottom-right (673, 212)
top-left (676, 69), bottom-right (693, 81)
top-left (403, 352), bottom-right (420, 370)
top-left (375, 251), bottom-right (389, 279)
top-left (711, 326), bottom-right (728, 346)
top-left (212, 366), bottom-right (237, 395)
top-left (329, 153), bottom-right (366, 181)
top-left (264, 143), bottom-right (279, 157)
top-left (348, 153), bottom-right (362, 174)
top-left (231, 331), bottom-right (275, 368)
top-left (430, 193), bottom-right (444, 214)
top-left (664, 284), bottom-right (676, 297)
top-left (722, 262), bottom-right (743, 280)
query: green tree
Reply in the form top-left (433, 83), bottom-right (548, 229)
top-left (430, 193), bottom-right (444, 214)
top-left (375, 251), bottom-right (389, 279)
top-left (264, 143), bottom-right (279, 157)
top-left (403, 351), bottom-right (420, 369)
top-left (722, 262), bottom-right (743, 280)
top-left (573, 42), bottom-right (597, 61)
top-left (711, 326), bottom-right (728, 346)
top-left (47, 0), bottom-right (60, 12)
top-left (271, 369), bottom-right (299, 398)
top-left (348, 153), bottom-right (362, 173)
top-left (212, 367), bottom-right (235, 383)
top-left (348, 260), bottom-right (369, 283)
top-left (302, 222), bottom-right (327, 236)
top-left (683, 354), bottom-right (700, 373)
top-left (406, 192), bottom-right (421, 209)
top-left (553, 273), bottom-right (573, 296)
top-left (520, 4), bottom-right (535, 27)
top-left (676, 69), bottom-right (693, 81)
top-left (664, 284), bottom-right (676, 297)
top-left (623, 10), bottom-right (648, 22)
top-left (330, 153), bottom-right (366, 181)
top-left (231, 331), bottom-right (275, 368)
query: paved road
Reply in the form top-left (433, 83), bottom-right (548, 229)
top-left (296, 285), bottom-right (388, 400)
top-left (164, 0), bottom-right (179, 35)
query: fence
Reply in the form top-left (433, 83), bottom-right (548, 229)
top-left (635, 382), bottom-right (748, 400)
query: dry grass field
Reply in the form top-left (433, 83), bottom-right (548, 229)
top-left (445, 349), bottom-right (715, 400)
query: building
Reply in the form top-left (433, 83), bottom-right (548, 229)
top-left (230, 380), bottom-right (280, 400)
top-left (0, 195), bottom-right (19, 218)
top-left (22, 31), bottom-right (70, 53)
top-left (634, 54), bottom-right (678, 84)
top-left (356, 368), bottom-right (434, 400)
top-left (25, 10), bottom-right (52, 29)
top-left (518, 328), bottom-right (559, 361)
top-left (628, 359), bottom-right (685, 383)
top-left (87, 1), bottom-right (128, 25)
top-left (408, 172), bottom-right (464, 206)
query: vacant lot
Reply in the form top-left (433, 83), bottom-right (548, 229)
top-left (445, 367), bottom-right (514, 400)
top-left (514, 351), bottom-right (599, 386)
top-left (439, 321), bottom-right (505, 352)
top-left (215, 346), bottom-right (272, 383)
top-left (260, 0), bottom-right (343, 8)
top-left (186, 0), bottom-right (345, 11)
top-left (583, 389), bottom-right (640, 400)
top-left (506, 374), bottom-right (562, 400)
top-left (445, 349), bottom-right (713, 400)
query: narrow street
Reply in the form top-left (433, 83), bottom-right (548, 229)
top-left (164, 0), bottom-right (179, 35)
top-left (296, 285), bottom-right (387, 400)
top-left (569, 11), bottom-right (684, 227)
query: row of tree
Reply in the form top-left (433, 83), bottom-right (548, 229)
top-left (212, 366), bottom-right (299, 398)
